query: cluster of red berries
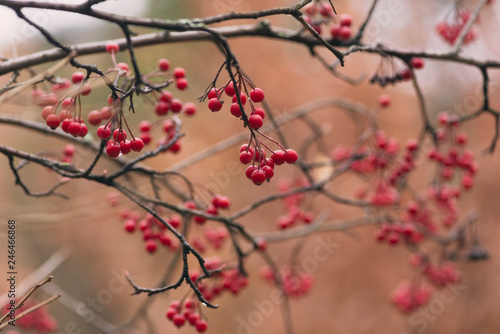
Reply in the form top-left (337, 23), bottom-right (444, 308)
top-left (165, 299), bottom-right (208, 332)
top-left (2, 300), bottom-right (58, 333)
top-left (118, 208), bottom-right (181, 254)
top-left (435, 8), bottom-right (477, 45)
top-left (411, 255), bottom-right (461, 287)
top-left (184, 194), bottom-right (231, 225)
top-left (390, 280), bottom-right (433, 313)
top-left (240, 144), bottom-right (298, 185)
top-left (369, 57), bottom-right (425, 87)
top-left (260, 265), bottom-right (314, 297)
top-left (97, 127), bottom-right (145, 158)
top-left (374, 220), bottom-right (424, 246)
top-left (303, 2), bottom-right (353, 41)
top-left (275, 178), bottom-right (314, 229)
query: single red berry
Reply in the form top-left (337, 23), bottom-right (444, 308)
top-left (41, 106), bottom-right (55, 120)
top-left (406, 138), bottom-right (418, 152)
top-left (124, 219), bottom-right (136, 233)
top-left (319, 2), bottom-right (334, 17)
top-left (195, 319), bottom-right (208, 333)
top-left (87, 110), bottom-right (102, 126)
top-left (145, 239), bottom-right (157, 253)
top-left (61, 118), bottom-right (72, 133)
top-left (411, 57), bottom-right (425, 69)
top-left (68, 121), bottom-right (82, 137)
top-left (139, 121), bottom-right (152, 132)
top-left (232, 92), bottom-right (247, 105)
top-left (240, 144), bottom-right (254, 153)
top-left (117, 62), bottom-right (130, 73)
top-left (166, 307), bottom-right (177, 320)
top-left (130, 138), bottom-right (145, 152)
top-left (183, 102), bottom-right (197, 116)
top-left (59, 109), bottom-right (71, 121)
top-left (456, 132), bottom-right (467, 145)
top-left (120, 140), bottom-right (132, 154)
top-left (160, 90), bottom-right (173, 103)
top-left (170, 98), bottom-right (183, 113)
top-left (97, 125), bottom-right (111, 140)
top-left (225, 82), bottom-right (236, 96)
top-left (252, 107), bottom-right (265, 119)
top-left (79, 123), bottom-right (88, 137)
top-left (207, 88), bottom-right (219, 99)
top-left (251, 169), bottom-right (266, 185)
top-left (330, 24), bottom-right (341, 38)
top-left (106, 42), bottom-right (119, 54)
top-left (46, 114), bottom-right (60, 129)
top-left (173, 67), bottom-right (185, 79)
top-left (173, 314), bottom-right (185, 328)
top-left (262, 165), bottom-right (274, 179)
top-left (213, 195), bottom-right (230, 209)
top-left (140, 132), bottom-right (152, 145)
top-left (63, 144), bottom-right (75, 157)
top-left (230, 103), bottom-right (243, 117)
top-left (379, 94), bottom-right (391, 107)
top-left (176, 78), bottom-right (188, 90)
top-left (339, 26), bottom-right (352, 40)
top-left (71, 71), bottom-right (85, 84)
top-left (256, 237), bottom-right (268, 251)
top-left (248, 115), bottom-right (263, 129)
top-left (100, 106), bottom-right (113, 120)
top-left (106, 143), bottom-right (121, 158)
top-left (155, 101), bottom-right (170, 116)
top-left (284, 149), bottom-right (298, 163)
top-left (170, 141), bottom-right (181, 153)
top-left (239, 151), bottom-right (253, 164)
top-left (339, 14), bottom-right (353, 27)
top-left (80, 83), bottom-right (92, 96)
top-left (271, 150), bottom-right (285, 166)
top-left (158, 58), bottom-right (170, 71)
top-left (208, 98), bottom-right (223, 112)
top-left (249, 88), bottom-right (265, 103)
top-left (113, 129), bottom-right (127, 142)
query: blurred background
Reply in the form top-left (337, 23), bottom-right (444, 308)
top-left (1, 0), bottom-right (500, 333)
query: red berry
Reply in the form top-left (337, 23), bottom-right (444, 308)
top-left (113, 129), bottom-right (127, 142)
top-left (139, 121), bottom-right (152, 132)
top-left (160, 90), bottom-right (173, 103)
top-left (183, 102), bottom-right (197, 116)
top-left (106, 42), bottom-right (119, 54)
top-left (252, 107), bottom-right (265, 119)
top-left (140, 132), bottom-right (152, 145)
top-left (120, 140), bottom-right (132, 154)
top-left (155, 101), bottom-right (170, 116)
top-left (284, 149), bottom-right (298, 163)
top-left (166, 307), bottom-right (177, 320)
top-left (339, 26), bottom-right (352, 40)
top-left (80, 83), bottom-right (92, 95)
top-left (59, 109), bottom-right (71, 121)
top-left (176, 78), bottom-right (188, 90)
top-left (406, 138), bottom-right (418, 152)
top-left (71, 71), bottom-right (85, 84)
top-left (339, 14), bottom-right (352, 27)
top-left (251, 169), bottom-right (266, 185)
top-left (63, 144), bottom-right (75, 157)
top-left (46, 114), bottom-right (60, 129)
top-left (249, 88), bottom-right (265, 103)
top-left (97, 125), bottom-right (111, 140)
top-left (208, 98), bottom-right (223, 112)
top-left (117, 62), bottom-right (129, 73)
top-left (145, 239), bottom-right (157, 253)
top-left (173, 67), bottom-right (185, 79)
top-left (225, 82), bottom-right (236, 96)
top-left (100, 106), bottom-right (112, 120)
top-left (172, 314), bottom-right (185, 328)
top-left (271, 151), bottom-right (286, 165)
top-left (158, 58), bottom-right (170, 71)
top-left (230, 103), bottom-right (243, 117)
top-left (87, 110), bottom-right (102, 126)
top-left (195, 319), bottom-right (208, 332)
top-left (330, 24), bottom-right (341, 38)
top-left (79, 123), bottom-right (88, 137)
top-left (262, 165), bottom-right (274, 179)
top-left (106, 143), bottom-right (121, 158)
top-left (379, 94), bottom-right (391, 107)
top-left (411, 57), bottom-right (425, 69)
top-left (61, 118), bottom-right (72, 133)
top-left (456, 132), bottom-right (467, 145)
top-left (124, 219), bottom-right (136, 233)
top-left (68, 121), bottom-right (82, 137)
top-left (212, 195), bottom-right (230, 209)
top-left (130, 138), bottom-right (145, 152)
top-left (248, 115), bottom-right (263, 129)
top-left (239, 151), bottom-right (253, 164)
top-left (232, 93), bottom-right (247, 105)
top-left (41, 106), bottom-right (55, 120)
top-left (170, 98), bottom-right (183, 113)
top-left (207, 88), bottom-right (219, 99)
